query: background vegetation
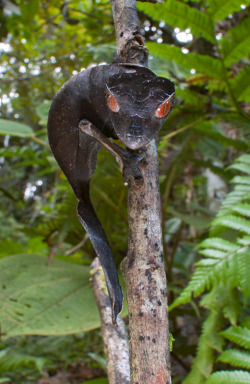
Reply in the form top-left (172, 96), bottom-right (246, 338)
top-left (0, 0), bottom-right (249, 383)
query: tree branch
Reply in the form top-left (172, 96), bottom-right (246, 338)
top-left (91, 258), bottom-right (130, 384)
top-left (110, 1), bottom-right (172, 383)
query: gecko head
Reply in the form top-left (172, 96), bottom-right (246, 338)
top-left (106, 66), bottom-right (175, 150)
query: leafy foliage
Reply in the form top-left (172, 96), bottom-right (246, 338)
top-left (0, 0), bottom-right (249, 382)
top-left (170, 155), bottom-right (250, 383)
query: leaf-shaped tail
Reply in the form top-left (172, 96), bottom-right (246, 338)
top-left (48, 121), bottom-right (123, 325)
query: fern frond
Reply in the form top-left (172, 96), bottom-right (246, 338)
top-left (232, 204), bottom-right (250, 218)
top-left (146, 43), bottom-right (224, 79)
top-left (218, 187), bottom-right (250, 216)
top-left (238, 250), bottom-right (250, 303)
top-left (221, 18), bottom-right (250, 66)
top-left (205, 370), bottom-right (250, 384)
top-left (228, 163), bottom-right (250, 175)
top-left (137, 1), bottom-right (215, 42)
top-left (198, 249), bottom-right (228, 259)
top-left (193, 121), bottom-right (249, 150)
top-left (199, 238), bottom-right (237, 252)
top-left (217, 348), bottom-right (250, 369)
top-left (222, 290), bottom-right (241, 326)
top-left (182, 291), bottom-right (224, 384)
top-left (207, 0), bottom-right (244, 21)
top-left (231, 176), bottom-right (250, 185)
top-left (170, 244), bottom-right (245, 309)
top-left (212, 215), bottom-right (250, 235)
top-left (237, 236), bottom-right (250, 246)
top-left (235, 154), bottom-right (250, 165)
top-left (219, 326), bottom-right (250, 349)
top-left (170, 267), bottom-right (213, 310)
top-left (230, 64), bottom-right (250, 103)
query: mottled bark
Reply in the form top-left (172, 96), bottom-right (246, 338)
top-left (121, 141), bottom-right (171, 384)
top-left (110, 1), bottom-right (172, 383)
top-left (110, 0), bottom-right (148, 65)
top-left (91, 258), bottom-right (130, 384)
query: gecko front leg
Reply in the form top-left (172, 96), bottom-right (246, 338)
top-left (79, 120), bottom-right (147, 186)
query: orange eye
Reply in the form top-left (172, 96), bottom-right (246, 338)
top-left (155, 100), bottom-right (171, 118)
top-left (107, 93), bottom-right (120, 112)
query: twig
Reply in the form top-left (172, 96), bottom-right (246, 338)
top-left (66, 233), bottom-right (89, 255)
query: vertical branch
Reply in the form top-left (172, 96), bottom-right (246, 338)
top-left (91, 258), bottom-right (130, 384)
top-left (110, 1), bottom-right (171, 383)
top-left (110, 0), bottom-right (148, 65)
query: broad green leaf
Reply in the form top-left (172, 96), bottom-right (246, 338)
top-left (147, 43), bottom-right (224, 79)
top-left (0, 379), bottom-right (11, 383)
top-left (0, 254), bottom-right (127, 339)
top-left (0, 119), bottom-right (35, 138)
top-left (205, 370), bottom-right (250, 384)
top-left (138, 0), bottom-right (215, 42)
top-left (207, 0), bottom-right (247, 21)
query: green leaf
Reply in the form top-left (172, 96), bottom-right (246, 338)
top-left (0, 119), bottom-right (35, 138)
top-left (36, 100), bottom-right (51, 126)
top-left (205, 370), bottom-right (250, 384)
top-left (193, 122), bottom-right (249, 150)
top-left (231, 176), bottom-right (250, 186)
top-left (0, 379), bottom-right (11, 383)
top-left (0, 254), bottom-right (126, 339)
top-left (138, 0), bottom-right (215, 42)
top-left (238, 250), bottom-right (250, 304)
top-left (146, 43), bottom-right (224, 79)
top-left (219, 326), bottom-right (250, 349)
top-left (0, 350), bottom-right (47, 374)
top-left (231, 67), bottom-right (250, 103)
top-left (168, 207), bottom-right (211, 230)
top-left (232, 204), bottom-right (250, 218)
top-left (213, 215), bottom-right (250, 235)
top-left (222, 18), bottom-right (250, 66)
top-left (20, 0), bottom-right (39, 22)
top-left (207, 0), bottom-right (247, 21)
top-left (198, 249), bottom-right (227, 259)
top-left (217, 349), bottom-right (250, 369)
top-left (199, 238), bottom-right (238, 252)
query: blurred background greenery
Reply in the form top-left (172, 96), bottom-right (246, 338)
top-left (0, 0), bottom-right (249, 383)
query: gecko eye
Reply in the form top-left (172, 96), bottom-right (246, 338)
top-left (107, 93), bottom-right (120, 113)
top-left (155, 100), bottom-right (171, 118)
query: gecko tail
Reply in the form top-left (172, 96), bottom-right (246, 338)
top-left (48, 117), bottom-right (123, 324)
top-left (77, 198), bottom-right (123, 325)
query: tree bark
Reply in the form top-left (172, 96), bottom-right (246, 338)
top-left (91, 258), bottom-right (130, 384)
top-left (110, 1), bottom-right (172, 383)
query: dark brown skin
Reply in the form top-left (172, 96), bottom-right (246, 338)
top-left (47, 63), bottom-right (175, 325)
